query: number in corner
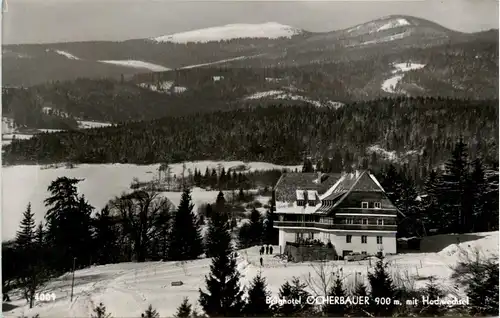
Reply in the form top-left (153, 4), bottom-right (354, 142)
top-left (35, 292), bottom-right (56, 302)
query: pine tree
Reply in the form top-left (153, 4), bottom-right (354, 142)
top-left (16, 203), bottom-right (36, 251)
top-left (274, 278), bottom-right (312, 316)
top-left (469, 158), bottom-right (490, 232)
top-left (423, 169), bottom-right (442, 233)
top-left (350, 282), bottom-right (369, 317)
top-left (169, 188), bottom-right (203, 261)
top-left (439, 139), bottom-right (471, 233)
top-left (244, 273), bottom-right (273, 317)
top-left (248, 208), bottom-right (263, 246)
top-left (323, 275), bottom-right (347, 316)
top-left (199, 203), bottom-right (244, 317)
top-left (420, 277), bottom-right (444, 316)
top-left (91, 302), bottom-right (112, 318)
top-left (367, 255), bottom-right (396, 316)
top-left (215, 191), bottom-right (226, 215)
top-left (16, 204), bottom-right (49, 309)
top-left (44, 177), bottom-right (93, 271)
top-left (205, 208), bottom-right (230, 258)
top-left (175, 297), bottom-right (192, 318)
top-left (141, 304), bottom-right (160, 318)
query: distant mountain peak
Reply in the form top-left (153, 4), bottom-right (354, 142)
top-left (151, 22), bottom-right (303, 43)
top-left (344, 15), bottom-right (455, 37)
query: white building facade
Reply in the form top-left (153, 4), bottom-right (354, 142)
top-left (273, 171), bottom-right (398, 257)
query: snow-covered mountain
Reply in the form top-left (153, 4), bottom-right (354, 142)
top-left (152, 22), bottom-right (303, 43)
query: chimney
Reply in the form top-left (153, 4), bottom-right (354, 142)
top-left (317, 171), bottom-right (322, 183)
top-left (355, 170), bottom-right (360, 179)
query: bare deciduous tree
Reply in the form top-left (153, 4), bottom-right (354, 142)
top-left (109, 190), bottom-right (173, 262)
top-left (303, 260), bottom-right (338, 297)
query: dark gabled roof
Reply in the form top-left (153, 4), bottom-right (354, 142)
top-left (351, 172), bottom-right (384, 192)
top-left (274, 172), bottom-right (342, 203)
top-left (316, 171), bottom-right (388, 215)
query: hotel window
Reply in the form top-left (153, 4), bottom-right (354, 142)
top-left (362, 219), bottom-right (368, 225)
top-left (297, 200), bottom-right (304, 206)
top-left (361, 235), bottom-right (367, 244)
top-left (361, 202), bottom-right (369, 209)
top-left (377, 219), bottom-right (384, 226)
top-left (346, 235), bottom-right (352, 243)
top-left (374, 202), bottom-right (382, 209)
top-left (308, 200), bottom-right (316, 206)
top-left (361, 251), bottom-right (367, 255)
top-left (346, 218), bottom-right (354, 225)
top-left (377, 236), bottom-right (383, 244)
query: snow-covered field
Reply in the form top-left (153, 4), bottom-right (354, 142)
top-left (5, 231), bottom-right (498, 318)
top-left (53, 50), bottom-right (80, 60)
top-left (381, 62), bottom-right (426, 93)
top-left (179, 55), bottom-right (262, 70)
top-left (98, 60), bottom-right (171, 72)
top-left (77, 121), bottom-right (113, 129)
top-left (152, 22), bottom-right (302, 43)
top-left (244, 90), bottom-right (344, 108)
top-left (376, 18), bottom-right (410, 32)
top-left (2, 161), bottom-right (301, 241)
top-left (1, 119), bottom-right (112, 145)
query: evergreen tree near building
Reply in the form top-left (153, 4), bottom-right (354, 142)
top-left (91, 302), bottom-right (112, 318)
top-left (350, 282), bottom-right (369, 317)
top-left (205, 207), bottom-right (230, 258)
top-left (451, 250), bottom-right (499, 316)
top-left (367, 255), bottom-right (396, 317)
top-left (141, 304), bottom-right (160, 318)
top-left (215, 191), bottom-right (226, 215)
top-left (248, 208), bottom-right (264, 245)
top-left (244, 273), bottom-right (273, 317)
top-left (420, 277), bottom-right (444, 316)
top-left (169, 188), bottom-right (203, 261)
top-left (175, 297), bottom-right (193, 318)
top-left (422, 169), bottom-right (442, 233)
top-left (274, 277), bottom-right (312, 317)
top-left (439, 139), bottom-right (471, 233)
top-left (199, 202), bottom-right (244, 317)
top-left (323, 275), bottom-right (347, 316)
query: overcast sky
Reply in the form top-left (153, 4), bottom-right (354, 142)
top-left (2, 0), bottom-right (498, 44)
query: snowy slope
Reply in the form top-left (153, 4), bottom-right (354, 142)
top-left (6, 232), bottom-right (498, 317)
top-left (377, 18), bottom-right (411, 32)
top-left (2, 161), bottom-right (302, 241)
top-left (381, 62), bottom-right (426, 93)
top-left (98, 60), bottom-right (171, 72)
top-left (152, 22), bottom-right (302, 43)
top-left (53, 50), bottom-right (80, 60)
top-left (244, 90), bottom-right (344, 108)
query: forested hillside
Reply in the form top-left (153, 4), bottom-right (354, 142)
top-left (4, 97), bottom-right (498, 182)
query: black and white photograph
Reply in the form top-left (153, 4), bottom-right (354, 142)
top-left (1, 0), bottom-right (499, 317)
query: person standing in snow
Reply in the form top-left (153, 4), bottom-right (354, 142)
top-left (265, 245), bottom-right (269, 254)
top-left (269, 246), bottom-right (273, 255)
top-left (260, 257), bottom-right (263, 266)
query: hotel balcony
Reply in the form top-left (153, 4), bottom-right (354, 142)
top-left (274, 221), bottom-right (397, 231)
